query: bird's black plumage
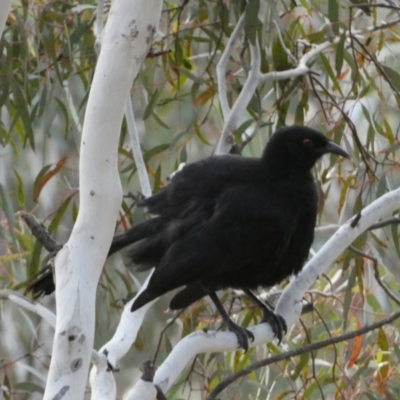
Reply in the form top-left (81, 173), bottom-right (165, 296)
top-left (28, 125), bottom-right (348, 350)
top-left (125, 125), bottom-right (348, 349)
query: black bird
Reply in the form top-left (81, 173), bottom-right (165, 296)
top-left (29, 125), bottom-right (348, 351)
top-left (117, 125), bottom-right (348, 350)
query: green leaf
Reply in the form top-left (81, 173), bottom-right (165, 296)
top-left (291, 348), bottom-right (309, 379)
top-left (244, 0), bottom-right (260, 45)
top-left (391, 222), bottom-right (400, 258)
top-left (153, 165), bottom-right (162, 193)
top-left (376, 175), bottom-right (387, 198)
top-left (14, 381), bottom-right (44, 393)
top-left (0, 184), bottom-right (15, 240)
top-left (328, 0), bottom-right (339, 35)
top-left (343, 265), bottom-right (356, 330)
top-left (28, 239), bottom-right (42, 276)
top-left (335, 32), bottom-right (346, 76)
top-left (48, 194), bottom-right (74, 235)
top-left (55, 97), bottom-right (70, 139)
top-left (234, 119), bottom-right (254, 143)
top-left (194, 126), bottom-right (211, 146)
top-left (69, 22), bottom-right (89, 48)
top-left (143, 144), bottom-right (169, 162)
top-left (9, 78), bottom-right (35, 149)
top-left (320, 53), bottom-right (343, 95)
top-left (306, 29), bottom-right (327, 45)
top-left (152, 111), bottom-right (170, 130)
top-left (143, 88), bottom-right (163, 120)
top-left (377, 327), bottom-right (389, 351)
top-left (12, 168), bottom-right (25, 208)
top-left (381, 65), bottom-right (400, 93)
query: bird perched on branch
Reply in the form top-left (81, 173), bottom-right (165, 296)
top-left (29, 125), bottom-right (348, 351)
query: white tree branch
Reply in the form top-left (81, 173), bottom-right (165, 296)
top-left (95, 274), bottom-right (155, 367)
top-left (0, 290), bottom-right (56, 328)
top-left (216, 41), bottom-right (262, 155)
top-left (89, 353), bottom-right (116, 400)
top-left (216, 14), bottom-right (245, 121)
top-left (43, 0), bottom-right (161, 398)
top-left (94, 0), bottom-right (104, 55)
top-left (125, 97), bottom-right (153, 198)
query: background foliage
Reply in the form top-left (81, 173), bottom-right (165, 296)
top-left (2, 0), bottom-right (400, 398)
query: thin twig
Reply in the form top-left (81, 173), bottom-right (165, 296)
top-left (20, 212), bottom-right (62, 253)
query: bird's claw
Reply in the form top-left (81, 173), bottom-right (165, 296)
top-left (262, 311), bottom-right (287, 344)
top-left (227, 322), bottom-right (254, 352)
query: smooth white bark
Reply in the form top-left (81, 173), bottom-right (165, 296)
top-left (125, 98), bottom-right (153, 198)
top-left (95, 274), bottom-right (156, 368)
top-left (216, 14), bottom-right (245, 122)
top-left (43, 0), bottom-right (161, 398)
top-left (123, 380), bottom-right (158, 400)
top-left (0, 291), bottom-right (56, 328)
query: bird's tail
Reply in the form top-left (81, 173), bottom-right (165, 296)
top-left (109, 217), bottom-right (164, 256)
top-left (131, 289), bottom-right (161, 312)
top-left (27, 217), bottom-right (164, 298)
top-left (169, 282), bottom-right (207, 310)
top-left (26, 265), bottom-right (55, 299)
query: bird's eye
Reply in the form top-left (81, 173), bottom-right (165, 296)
top-left (303, 138), bottom-right (314, 148)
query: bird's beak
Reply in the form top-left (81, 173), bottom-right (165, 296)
top-left (325, 141), bottom-right (350, 158)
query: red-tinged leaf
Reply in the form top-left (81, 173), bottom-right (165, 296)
top-left (33, 156), bottom-right (68, 202)
top-left (193, 87), bottom-right (216, 107)
top-left (347, 320), bottom-right (362, 368)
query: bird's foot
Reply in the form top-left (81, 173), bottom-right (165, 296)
top-left (261, 309), bottom-right (287, 344)
top-left (226, 320), bottom-right (254, 352)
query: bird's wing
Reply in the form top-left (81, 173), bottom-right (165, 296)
top-left (139, 155), bottom-right (259, 219)
top-left (145, 184), bottom-right (300, 295)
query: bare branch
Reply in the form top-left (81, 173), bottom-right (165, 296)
top-left (217, 14), bottom-right (245, 121)
top-left (216, 41), bottom-right (262, 155)
top-left (94, 0), bottom-right (104, 55)
top-left (125, 97), bottom-right (152, 198)
top-left (1, 290), bottom-right (56, 327)
top-left (20, 212), bottom-right (62, 253)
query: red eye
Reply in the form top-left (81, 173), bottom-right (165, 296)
top-left (303, 138), bottom-right (314, 148)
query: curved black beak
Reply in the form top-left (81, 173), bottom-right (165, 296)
top-left (325, 141), bottom-right (350, 158)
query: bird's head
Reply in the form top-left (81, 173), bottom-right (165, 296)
top-left (263, 125), bottom-right (349, 172)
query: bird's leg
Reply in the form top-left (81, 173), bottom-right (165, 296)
top-left (243, 289), bottom-right (287, 344)
top-left (207, 291), bottom-right (254, 352)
